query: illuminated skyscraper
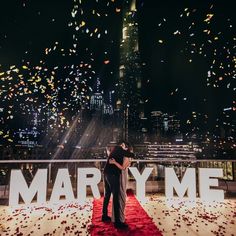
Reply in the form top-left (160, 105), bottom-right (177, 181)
top-left (150, 111), bottom-right (181, 141)
top-left (116, 0), bottom-right (144, 141)
top-left (90, 78), bottom-right (103, 111)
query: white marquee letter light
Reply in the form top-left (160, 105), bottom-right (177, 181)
top-left (9, 169), bottom-right (47, 206)
top-left (129, 167), bottom-right (153, 201)
top-left (165, 168), bottom-right (196, 199)
top-left (77, 168), bottom-right (101, 203)
top-left (198, 168), bottom-right (224, 202)
top-left (50, 169), bottom-right (75, 203)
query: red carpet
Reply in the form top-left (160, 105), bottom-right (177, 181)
top-left (90, 192), bottom-right (163, 236)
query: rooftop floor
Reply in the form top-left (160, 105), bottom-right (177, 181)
top-left (0, 195), bottom-right (235, 236)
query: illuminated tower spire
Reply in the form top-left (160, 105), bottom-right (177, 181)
top-left (116, 0), bottom-right (143, 141)
top-left (130, 0), bottom-right (137, 11)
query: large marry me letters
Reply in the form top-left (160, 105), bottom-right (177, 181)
top-left (9, 167), bottom-right (224, 206)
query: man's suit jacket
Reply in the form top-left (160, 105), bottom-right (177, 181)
top-left (104, 146), bottom-right (134, 176)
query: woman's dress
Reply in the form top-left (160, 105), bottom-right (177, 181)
top-left (112, 167), bottom-right (128, 223)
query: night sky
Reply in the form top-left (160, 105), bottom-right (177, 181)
top-left (0, 0), bottom-right (235, 142)
top-left (138, 1), bottom-right (235, 115)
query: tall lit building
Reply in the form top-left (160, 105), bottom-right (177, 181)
top-left (90, 78), bottom-right (103, 111)
top-left (103, 90), bottom-right (114, 116)
top-left (151, 111), bottom-right (164, 138)
top-left (14, 106), bottom-right (45, 147)
top-left (116, 0), bottom-right (144, 141)
top-left (150, 111), bottom-right (181, 140)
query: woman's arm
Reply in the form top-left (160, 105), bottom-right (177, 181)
top-left (109, 157), bottom-right (130, 170)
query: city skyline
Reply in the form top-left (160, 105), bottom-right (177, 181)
top-left (0, 0), bottom-right (235, 145)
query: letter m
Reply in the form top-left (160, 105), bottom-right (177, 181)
top-left (9, 169), bottom-right (47, 206)
top-left (165, 167), bottom-right (196, 199)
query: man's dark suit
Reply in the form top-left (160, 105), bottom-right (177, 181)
top-left (102, 146), bottom-right (134, 223)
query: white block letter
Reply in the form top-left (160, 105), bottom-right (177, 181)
top-left (165, 168), bottom-right (196, 199)
top-left (199, 168), bottom-right (224, 202)
top-left (50, 169), bottom-right (75, 203)
top-left (9, 169), bottom-right (47, 206)
top-left (77, 168), bottom-right (101, 203)
top-left (129, 167), bottom-right (153, 200)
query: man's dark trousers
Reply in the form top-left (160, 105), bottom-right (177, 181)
top-left (102, 173), bottom-right (120, 223)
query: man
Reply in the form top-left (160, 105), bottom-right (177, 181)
top-left (102, 141), bottom-right (134, 229)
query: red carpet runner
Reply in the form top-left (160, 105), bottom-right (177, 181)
top-left (90, 192), bottom-right (163, 236)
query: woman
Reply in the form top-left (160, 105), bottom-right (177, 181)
top-left (109, 150), bottom-right (132, 223)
